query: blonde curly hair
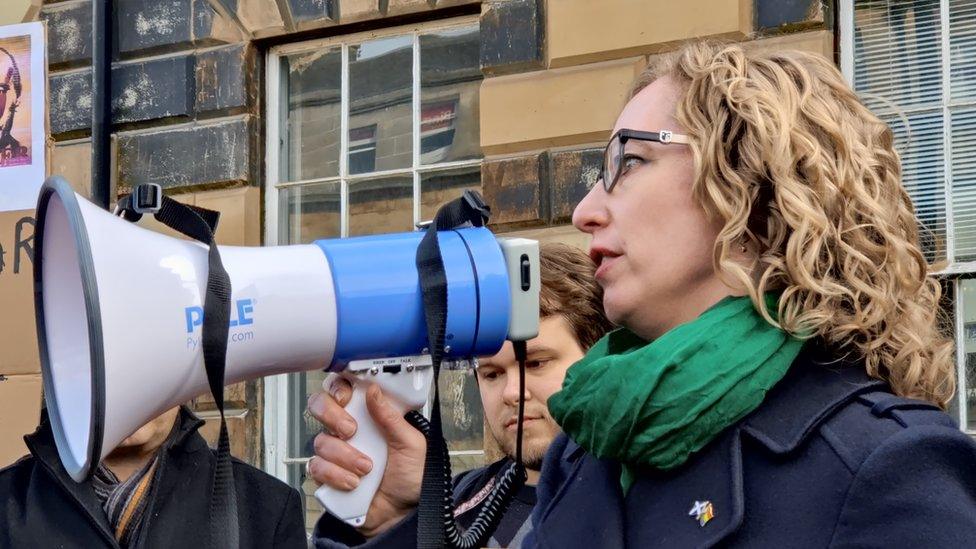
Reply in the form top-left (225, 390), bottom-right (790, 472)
top-left (633, 41), bottom-right (955, 407)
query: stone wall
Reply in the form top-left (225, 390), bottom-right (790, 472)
top-left (35, 0), bottom-right (480, 468)
top-left (28, 0), bottom-right (836, 471)
top-left (478, 0), bottom-right (834, 240)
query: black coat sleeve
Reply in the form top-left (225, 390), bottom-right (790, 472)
top-left (828, 424), bottom-right (976, 548)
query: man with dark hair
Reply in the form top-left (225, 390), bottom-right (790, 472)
top-left (308, 242), bottom-right (613, 547)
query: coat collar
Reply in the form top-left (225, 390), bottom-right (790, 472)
top-left (534, 345), bottom-right (886, 548)
top-left (740, 345), bottom-right (886, 454)
top-left (25, 425), bottom-right (119, 547)
top-left (23, 405), bottom-right (207, 547)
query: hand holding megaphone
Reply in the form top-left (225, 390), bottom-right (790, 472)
top-left (308, 377), bottom-right (428, 537)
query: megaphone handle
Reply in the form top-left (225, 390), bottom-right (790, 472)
top-left (315, 369), bottom-right (433, 527)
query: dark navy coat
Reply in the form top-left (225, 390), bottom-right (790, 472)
top-left (525, 348), bottom-right (976, 548)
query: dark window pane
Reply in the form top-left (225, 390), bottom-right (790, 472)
top-left (853, 1), bottom-right (943, 112)
top-left (348, 175), bottom-right (414, 235)
top-left (950, 0), bottom-right (976, 101)
top-left (952, 106), bottom-right (976, 262)
top-left (280, 48), bottom-right (342, 182)
top-left (349, 124), bottom-right (377, 174)
top-left (278, 181), bottom-right (342, 244)
top-left (881, 109), bottom-right (946, 263)
top-left (287, 461), bottom-right (324, 533)
top-left (420, 165), bottom-right (482, 221)
top-left (349, 36), bottom-right (413, 174)
top-left (962, 279), bottom-right (976, 430)
top-left (420, 26), bottom-right (482, 165)
top-left (438, 369), bottom-right (486, 474)
top-left (944, 279), bottom-right (960, 424)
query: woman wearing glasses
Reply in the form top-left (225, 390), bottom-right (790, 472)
top-left (528, 41), bottom-right (976, 547)
top-left (310, 40), bottom-right (976, 548)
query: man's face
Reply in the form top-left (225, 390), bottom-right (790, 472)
top-left (476, 316), bottom-right (585, 470)
top-left (109, 406), bottom-right (180, 455)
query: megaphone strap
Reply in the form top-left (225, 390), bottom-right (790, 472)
top-left (415, 191), bottom-right (527, 549)
top-left (117, 186), bottom-right (239, 549)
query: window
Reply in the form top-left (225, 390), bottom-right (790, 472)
top-left (841, 0), bottom-right (976, 429)
top-left (263, 18), bottom-right (487, 531)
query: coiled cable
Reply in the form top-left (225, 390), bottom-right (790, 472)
top-left (406, 339), bottom-right (529, 548)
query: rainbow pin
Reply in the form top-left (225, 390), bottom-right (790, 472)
top-left (688, 500), bottom-right (715, 527)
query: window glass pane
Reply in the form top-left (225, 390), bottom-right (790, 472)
top-left (420, 165), bottom-right (482, 221)
top-left (288, 370), bottom-right (330, 460)
top-left (961, 279), bottom-right (976, 430)
top-left (349, 36), bottom-right (413, 174)
top-left (278, 181), bottom-right (342, 244)
top-left (942, 279), bottom-right (960, 424)
top-left (348, 175), bottom-right (414, 235)
top-left (288, 461), bottom-right (325, 533)
top-left (853, 1), bottom-right (943, 113)
top-left (952, 106), bottom-right (976, 262)
top-left (420, 26), bottom-right (482, 165)
top-left (881, 109), bottom-right (946, 263)
top-left (280, 48), bottom-right (342, 182)
top-left (285, 369), bottom-right (328, 533)
top-left (950, 0), bottom-right (976, 101)
top-left (438, 369), bottom-right (486, 474)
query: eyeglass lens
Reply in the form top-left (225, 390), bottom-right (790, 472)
top-left (603, 136), bottom-right (622, 191)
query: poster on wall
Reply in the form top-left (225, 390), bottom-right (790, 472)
top-left (0, 21), bottom-right (45, 212)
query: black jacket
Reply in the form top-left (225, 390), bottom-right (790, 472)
top-left (526, 347), bottom-right (976, 548)
top-left (0, 406), bottom-right (307, 549)
top-left (313, 458), bottom-right (530, 548)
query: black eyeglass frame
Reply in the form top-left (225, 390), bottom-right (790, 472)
top-left (600, 128), bottom-right (690, 192)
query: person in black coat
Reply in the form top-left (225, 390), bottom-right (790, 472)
top-left (0, 406), bottom-right (307, 548)
top-left (307, 39), bottom-right (976, 548)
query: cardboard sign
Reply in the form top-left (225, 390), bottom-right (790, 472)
top-left (0, 22), bottom-right (45, 465)
top-left (0, 208), bottom-right (37, 375)
top-left (0, 373), bottom-right (41, 466)
top-left (0, 21), bottom-right (46, 211)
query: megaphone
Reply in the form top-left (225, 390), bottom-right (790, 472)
top-left (33, 176), bottom-right (539, 526)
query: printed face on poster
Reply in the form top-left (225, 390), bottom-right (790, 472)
top-left (0, 22), bottom-right (45, 212)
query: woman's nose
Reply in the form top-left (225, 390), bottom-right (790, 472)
top-left (572, 184), bottom-right (609, 234)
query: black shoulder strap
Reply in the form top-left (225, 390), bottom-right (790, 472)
top-left (117, 186), bottom-right (239, 548)
top-left (415, 191), bottom-right (489, 549)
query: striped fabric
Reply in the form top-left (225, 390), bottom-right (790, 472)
top-left (91, 457), bottom-right (160, 547)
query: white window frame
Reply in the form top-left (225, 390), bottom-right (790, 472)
top-left (262, 15), bottom-right (482, 481)
top-left (839, 0), bottom-right (974, 431)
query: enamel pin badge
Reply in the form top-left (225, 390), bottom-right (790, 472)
top-left (689, 500), bottom-right (715, 527)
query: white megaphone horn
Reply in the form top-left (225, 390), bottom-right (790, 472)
top-left (33, 176), bottom-right (539, 527)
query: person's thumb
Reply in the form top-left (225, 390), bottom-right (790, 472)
top-left (365, 384), bottom-right (423, 452)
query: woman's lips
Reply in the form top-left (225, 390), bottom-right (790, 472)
top-left (594, 254), bottom-right (620, 280)
top-left (590, 245), bottom-right (622, 281)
